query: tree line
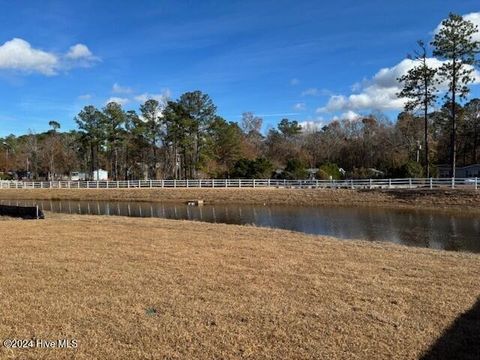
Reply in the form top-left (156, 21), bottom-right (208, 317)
top-left (0, 13), bottom-right (479, 181)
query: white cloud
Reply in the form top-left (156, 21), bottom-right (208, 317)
top-left (301, 87), bottom-right (332, 97)
top-left (78, 94), bottom-right (92, 100)
top-left (434, 12), bottom-right (480, 42)
top-left (317, 13), bottom-right (480, 115)
top-left (332, 111), bottom-right (362, 121)
top-left (64, 44), bottom-right (99, 68)
top-left (318, 57), bottom-right (480, 114)
top-left (293, 102), bottom-right (306, 111)
top-left (0, 38), bottom-right (99, 75)
top-left (464, 12), bottom-right (480, 42)
top-left (290, 78), bottom-right (299, 85)
top-left (133, 89), bottom-right (171, 104)
top-left (66, 44), bottom-right (92, 59)
top-left (0, 38), bottom-right (58, 75)
top-left (299, 119), bottom-right (325, 133)
top-left (112, 82), bottom-right (132, 94)
top-left (105, 97), bottom-right (129, 106)
top-left (301, 88), bottom-right (319, 96)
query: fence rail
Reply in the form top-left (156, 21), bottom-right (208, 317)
top-left (0, 178), bottom-right (478, 190)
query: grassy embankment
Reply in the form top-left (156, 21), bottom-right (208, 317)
top-left (0, 187), bottom-right (479, 212)
top-left (0, 214), bottom-right (479, 359)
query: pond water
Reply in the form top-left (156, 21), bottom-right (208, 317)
top-left (1, 199), bottom-right (479, 253)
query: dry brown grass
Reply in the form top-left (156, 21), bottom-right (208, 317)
top-left (0, 215), bottom-right (479, 359)
top-left (1, 187), bottom-right (480, 212)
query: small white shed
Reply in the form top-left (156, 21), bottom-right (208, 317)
top-left (92, 169), bottom-right (108, 181)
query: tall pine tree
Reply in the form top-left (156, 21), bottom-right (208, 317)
top-left (398, 40), bottom-right (438, 178)
top-left (432, 13), bottom-right (480, 178)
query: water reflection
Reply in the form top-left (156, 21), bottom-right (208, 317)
top-left (1, 200), bottom-right (479, 253)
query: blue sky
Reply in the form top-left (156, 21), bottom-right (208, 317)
top-left (0, 0), bottom-right (479, 135)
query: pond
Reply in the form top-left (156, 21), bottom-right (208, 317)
top-left (1, 199), bottom-right (479, 253)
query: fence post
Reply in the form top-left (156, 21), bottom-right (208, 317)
top-left (476, 177), bottom-right (478, 190)
top-left (268, 179), bottom-right (270, 187)
top-left (351, 179), bottom-right (354, 189)
top-left (409, 178), bottom-right (412, 189)
top-left (174, 179), bottom-right (177, 188)
top-left (388, 178), bottom-right (391, 189)
top-left (369, 179), bottom-right (372, 189)
top-left (253, 179), bottom-right (256, 188)
top-left (451, 177), bottom-right (455, 189)
top-left (239, 179), bottom-right (241, 188)
top-left (430, 177), bottom-right (433, 190)
top-left (186, 179), bottom-right (189, 188)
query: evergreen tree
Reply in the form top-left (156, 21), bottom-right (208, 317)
top-left (432, 13), bottom-right (480, 177)
top-left (398, 40), bottom-right (438, 177)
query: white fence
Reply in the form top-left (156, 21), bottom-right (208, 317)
top-left (0, 178), bottom-right (478, 190)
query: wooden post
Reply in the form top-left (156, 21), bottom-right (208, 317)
top-left (430, 178), bottom-right (433, 189)
top-left (451, 177), bottom-right (455, 189)
top-left (409, 178), bottom-right (412, 189)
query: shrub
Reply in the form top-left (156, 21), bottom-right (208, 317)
top-left (231, 158), bottom-right (274, 178)
top-left (282, 158), bottom-right (308, 179)
top-left (316, 163), bottom-right (341, 180)
top-left (388, 161), bottom-right (424, 178)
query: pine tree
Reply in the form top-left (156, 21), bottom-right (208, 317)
top-left (432, 13), bottom-right (480, 178)
top-left (397, 41), bottom-right (438, 178)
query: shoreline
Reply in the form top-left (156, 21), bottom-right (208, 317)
top-left (0, 187), bottom-right (479, 213)
top-left (0, 214), bottom-right (479, 358)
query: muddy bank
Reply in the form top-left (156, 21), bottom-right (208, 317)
top-left (0, 188), bottom-right (479, 212)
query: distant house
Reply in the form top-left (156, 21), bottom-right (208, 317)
top-left (438, 164), bottom-right (480, 178)
top-left (92, 169), bottom-right (108, 181)
top-left (368, 168), bottom-right (385, 177)
top-left (70, 172), bottom-right (87, 181)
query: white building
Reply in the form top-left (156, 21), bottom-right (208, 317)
top-left (92, 169), bottom-right (108, 181)
top-left (70, 172), bottom-right (87, 181)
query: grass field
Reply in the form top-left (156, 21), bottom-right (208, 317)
top-left (0, 214), bottom-right (479, 359)
top-left (1, 187), bottom-right (479, 212)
